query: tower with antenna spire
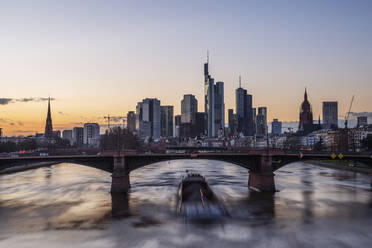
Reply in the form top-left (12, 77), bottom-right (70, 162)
top-left (203, 51), bottom-right (225, 137)
top-left (44, 97), bottom-right (53, 138)
top-left (204, 50), bottom-right (214, 137)
top-left (235, 76), bottom-right (254, 136)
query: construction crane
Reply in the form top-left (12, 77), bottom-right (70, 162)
top-left (344, 95), bottom-right (355, 129)
top-left (104, 115), bottom-right (127, 130)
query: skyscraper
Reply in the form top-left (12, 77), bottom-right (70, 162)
top-left (204, 52), bottom-right (225, 138)
top-left (214, 81), bottom-right (225, 136)
top-left (235, 77), bottom-right (254, 136)
top-left (204, 52), bottom-right (214, 138)
top-left (136, 98), bottom-right (161, 139)
top-left (160, 106), bottom-right (174, 137)
top-left (174, 115), bottom-right (181, 137)
top-left (299, 89), bottom-right (313, 132)
top-left (73, 127), bottom-right (84, 147)
top-left (193, 112), bottom-right (205, 138)
top-left (181, 94), bottom-right (197, 124)
top-left (256, 107), bottom-right (267, 137)
top-left (127, 111), bottom-right (136, 132)
top-left (322, 101), bottom-right (338, 129)
top-left (44, 97), bottom-right (53, 138)
top-left (271, 119), bottom-right (282, 135)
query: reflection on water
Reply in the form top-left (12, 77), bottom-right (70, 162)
top-left (0, 160), bottom-right (372, 247)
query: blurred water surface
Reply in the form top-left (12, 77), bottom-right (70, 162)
top-left (0, 160), bottom-right (372, 247)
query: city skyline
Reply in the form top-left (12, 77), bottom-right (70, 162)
top-left (1, 0), bottom-right (371, 135)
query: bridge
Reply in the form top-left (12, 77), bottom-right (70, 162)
top-left (1, 151), bottom-right (371, 193)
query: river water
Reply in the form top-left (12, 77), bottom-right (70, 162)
top-left (0, 160), bottom-right (371, 247)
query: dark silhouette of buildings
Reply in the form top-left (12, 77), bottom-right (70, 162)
top-left (44, 97), bottom-right (53, 138)
top-left (322, 101), bottom-right (338, 129)
top-left (192, 112), bottom-right (205, 138)
top-left (235, 77), bottom-right (254, 136)
top-left (299, 89), bottom-right (314, 133)
top-left (179, 112), bottom-right (205, 138)
top-left (127, 111), bottom-right (136, 132)
top-left (228, 109), bottom-right (236, 136)
top-left (73, 127), bottom-right (84, 147)
top-left (256, 107), bottom-right (267, 137)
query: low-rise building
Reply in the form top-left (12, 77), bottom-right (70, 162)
top-left (62, 130), bottom-right (73, 145)
top-left (73, 127), bottom-right (84, 147)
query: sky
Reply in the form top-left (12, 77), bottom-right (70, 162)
top-left (0, 0), bottom-right (371, 136)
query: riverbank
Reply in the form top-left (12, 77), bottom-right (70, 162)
top-left (307, 160), bottom-right (372, 174)
top-left (0, 162), bottom-right (59, 175)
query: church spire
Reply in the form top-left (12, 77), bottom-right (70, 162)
top-left (47, 97), bottom-right (51, 118)
top-left (44, 97), bottom-right (53, 138)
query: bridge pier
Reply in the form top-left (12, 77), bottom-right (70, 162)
top-left (111, 156), bottom-right (130, 194)
top-left (248, 155), bottom-right (276, 192)
top-left (111, 193), bottom-right (130, 217)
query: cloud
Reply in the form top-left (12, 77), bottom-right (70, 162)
top-left (350, 112), bottom-right (372, 118)
top-left (0, 97), bottom-right (55, 105)
top-left (38, 97), bottom-right (55, 101)
top-left (16, 97), bottom-right (55, 103)
top-left (70, 122), bottom-right (85, 125)
top-left (13, 130), bottom-right (35, 134)
top-left (0, 118), bottom-right (11, 124)
top-left (58, 111), bottom-right (69, 115)
top-left (16, 98), bottom-right (34, 102)
top-left (0, 98), bottom-right (13, 105)
top-left (0, 118), bottom-right (26, 127)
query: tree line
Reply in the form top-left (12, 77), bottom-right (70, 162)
top-left (0, 137), bottom-right (71, 153)
top-left (100, 127), bottom-right (141, 150)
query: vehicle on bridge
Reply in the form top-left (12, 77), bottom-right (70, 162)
top-left (177, 173), bottom-right (228, 220)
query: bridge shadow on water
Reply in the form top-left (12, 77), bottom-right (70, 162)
top-left (225, 191), bottom-right (276, 227)
top-left (110, 190), bottom-right (277, 229)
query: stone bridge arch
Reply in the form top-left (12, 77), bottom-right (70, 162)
top-left (0, 156), bottom-right (115, 174)
top-left (111, 153), bottom-right (288, 193)
top-left (124, 154), bottom-right (263, 173)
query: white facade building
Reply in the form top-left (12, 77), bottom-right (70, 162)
top-left (83, 123), bottom-right (100, 147)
